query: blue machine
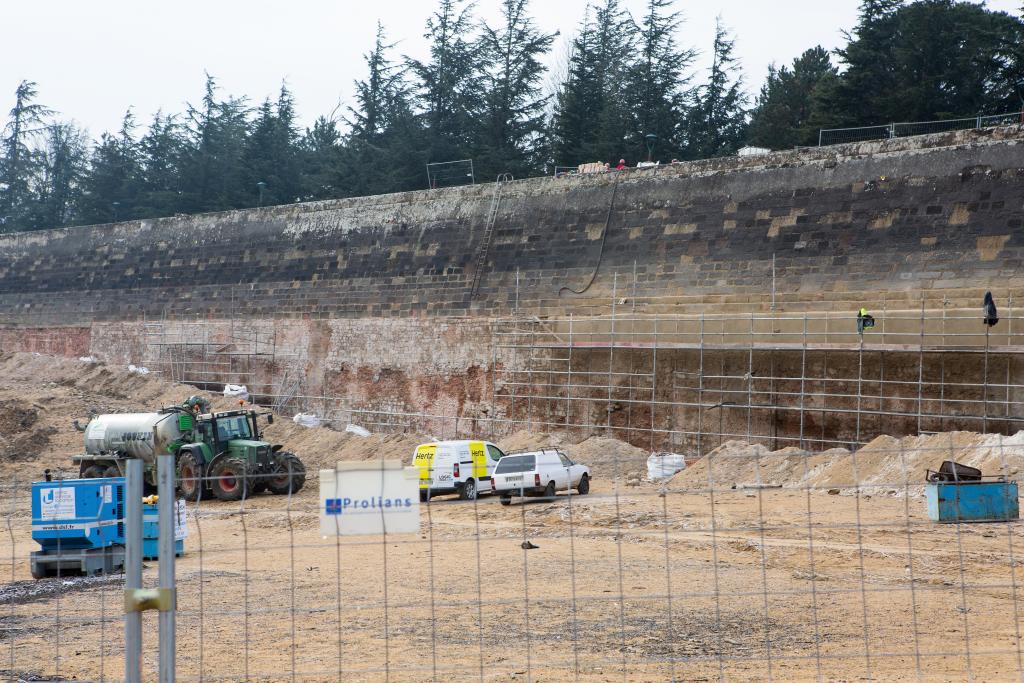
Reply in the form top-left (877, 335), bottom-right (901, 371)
top-left (926, 480), bottom-right (1019, 523)
top-left (30, 476), bottom-right (187, 579)
top-left (31, 477), bottom-right (125, 578)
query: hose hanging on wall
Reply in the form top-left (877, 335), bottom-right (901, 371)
top-left (559, 172), bottom-right (621, 297)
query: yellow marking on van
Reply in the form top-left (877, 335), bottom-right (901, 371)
top-left (414, 443), bottom-right (437, 489)
top-left (469, 441), bottom-right (487, 479)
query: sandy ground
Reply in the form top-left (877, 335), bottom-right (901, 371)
top-left (1, 353), bottom-right (1023, 681)
top-left (3, 481), bottom-right (1024, 682)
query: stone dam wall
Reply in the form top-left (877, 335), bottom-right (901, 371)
top-left (1, 126), bottom-right (1023, 450)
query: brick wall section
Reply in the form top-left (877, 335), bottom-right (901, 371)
top-left (1, 126), bottom-right (1023, 325)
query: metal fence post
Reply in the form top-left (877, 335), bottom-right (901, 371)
top-left (125, 459), bottom-right (143, 683)
top-left (158, 454), bottom-right (176, 683)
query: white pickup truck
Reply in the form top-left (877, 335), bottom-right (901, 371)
top-left (490, 448), bottom-right (590, 505)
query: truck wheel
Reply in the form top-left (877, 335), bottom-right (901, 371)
top-left (500, 495), bottom-right (512, 506)
top-left (576, 474), bottom-right (590, 495)
top-left (459, 478), bottom-right (477, 501)
top-left (178, 454), bottom-right (204, 502)
top-left (543, 481), bottom-right (556, 499)
top-left (82, 464), bottom-right (105, 479)
top-left (267, 453), bottom-right (306, 495)
top-left (30, 563), bottom-right (47, 580)
top-left (419, 490), bottom-right (429, 502)
top-left (210, 459), bottom-right (247, 501)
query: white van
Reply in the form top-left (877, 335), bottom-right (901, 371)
top-left (490, 448), bottom-right (591, 505)
top-left (412, 440), bottom-right (507, 501)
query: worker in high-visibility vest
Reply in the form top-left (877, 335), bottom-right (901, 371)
top-left (857, 308), bottom-right (875, 336)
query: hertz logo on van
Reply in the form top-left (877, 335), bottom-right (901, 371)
top-left (324, 497), bottom-right (414, 515)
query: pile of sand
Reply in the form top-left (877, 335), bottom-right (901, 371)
top-left (671, 430), bottom-right (1024, 492)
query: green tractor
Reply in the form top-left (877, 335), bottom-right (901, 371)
top-left (173, 396), bottom-right (306, 502)
top-left (76, 395), bottom-right (306, 502)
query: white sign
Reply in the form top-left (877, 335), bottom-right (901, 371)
top-left (320, 461), bottom-right (420, 536)
top-left (40, 487), bottom-right (76, 520)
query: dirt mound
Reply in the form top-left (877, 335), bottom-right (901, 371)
top-left (671, 430), bottom-right (1024, 493)
top-left (498, 431), bottom-right (647, 479)
top-left (498, 430), bottom-right (570, 453)
top-left (563, 435), bottom-right (647, 479)
top-left (0, 398), bottom-right (57, 460)
top-left (264, 420), bottom-right (430, 473)
top-left (671, 441), bottom-right (825, 490)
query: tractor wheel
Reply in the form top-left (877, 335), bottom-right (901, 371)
top-left (266, 453), bottom-right (306, 495)
top-left (81, 464), bottom-right (105, 479)
top-left (251, 477), bottom-right (269, 494)
top-left (178, 453), bottom-right (204, 502)
top-left (210, 459), bottom-right (248, 501)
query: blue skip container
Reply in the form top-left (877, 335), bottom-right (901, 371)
top-left (926, 480), bottom-right (1019, 523)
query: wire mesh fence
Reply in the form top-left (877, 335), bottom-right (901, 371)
top-left (819, 111), bottom-right (1024, 146)
top-left (3, 424), bottom-right (1024, 681)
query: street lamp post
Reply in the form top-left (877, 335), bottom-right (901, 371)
top-left (256, 181), bottom-right (267, 208)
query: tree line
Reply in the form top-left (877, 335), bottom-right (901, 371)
top-left (1, 0), bottom-right (1022, 233)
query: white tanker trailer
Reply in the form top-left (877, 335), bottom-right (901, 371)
top-left (82, 411), bottom-right (189, 464)
top-left (74, 397), bottom-right (305, 502)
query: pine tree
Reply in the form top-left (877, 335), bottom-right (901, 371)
top-left (30, 122), bottom-right (88, 229)
top-left (624, 0), bottom-right (694, 162)
top-left (242, 84), bottom-right (302, 206)
top-left (408, 0), bottom-right (484, 163)
top-left (550, 0), bottom-right (637, 166)
top-left (302, 115), bottom-right (343, 200)
top-left (476, 0), bottom-right (556, 179)
top-left (822, 0), bottom-right (1024, 126)
top-left (78, 110), bottom-right (143, 224)
top-left (747, 47), bottom-right (837, 149)
top-left (136, 112), bottom-right (186, 218)
top-left (345, 22), bottom-right (424, 196)
top-left (684, 18), bottom-right (748, 159)
top-left (0, 81), bottom-right (53, 232)
top-left (180, 74), bottom-right (250, 212)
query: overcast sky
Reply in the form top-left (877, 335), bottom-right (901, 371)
top-left (1, 0), bottom-right (1019, 137)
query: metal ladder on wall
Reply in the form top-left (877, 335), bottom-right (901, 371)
top-left (469, 173), bottom-right (513, 299)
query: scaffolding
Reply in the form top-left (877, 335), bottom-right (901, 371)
top-left (143, 313), bottom-right (300, 411)
top-left (135, 279), bottom-right (1024, 458)
top-left (493, 277), bottom-right (1022, 456)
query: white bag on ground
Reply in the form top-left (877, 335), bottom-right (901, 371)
top-left (345, 424), bottom-right (370, 438)
top-left (293, 413), bottom-right (321, 428)
top-left (128, 364), bottom-right (150, 375)
top-left (647, 453), bottom-right (686, 481)
top-left (223, 384), bottom-right (249, 401)
top-left (78, 356), bottom-right (97, 363)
